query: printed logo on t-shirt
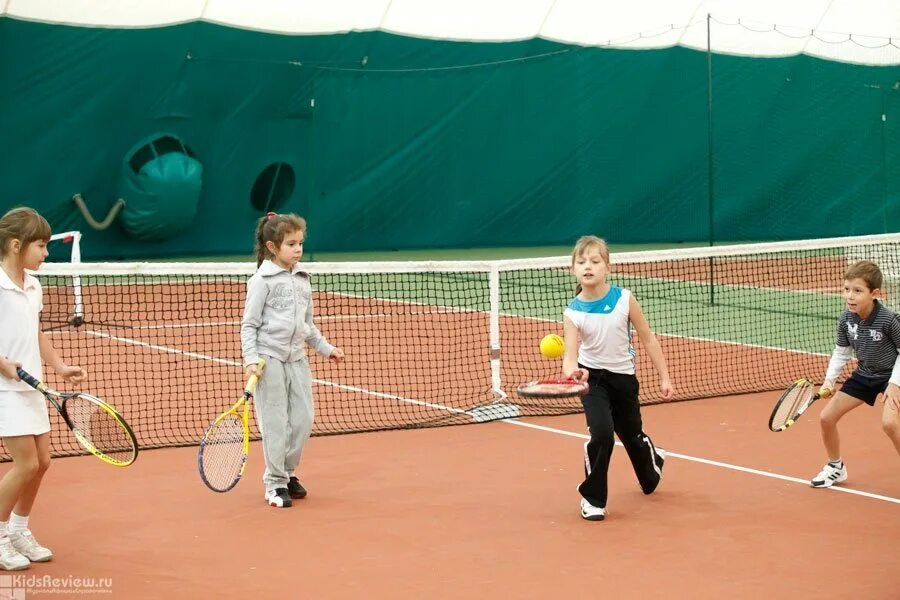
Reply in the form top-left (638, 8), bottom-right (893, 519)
top-left (268, 283), bottom-right (293, 310)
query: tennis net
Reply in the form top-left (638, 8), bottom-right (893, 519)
top-left (9, 232), bottom-right (899, 459)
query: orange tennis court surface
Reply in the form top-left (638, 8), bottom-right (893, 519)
top-left (14, 390), bottom-right (898, 599)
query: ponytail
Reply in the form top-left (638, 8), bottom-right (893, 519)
top-left (254, 217), bottom-right (268, 267)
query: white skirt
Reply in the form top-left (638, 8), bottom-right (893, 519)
top-left (0, 390), bottom-right (51, 436)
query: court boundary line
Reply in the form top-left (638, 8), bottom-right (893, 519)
top-left (506, 420), bottom-right (900, 506)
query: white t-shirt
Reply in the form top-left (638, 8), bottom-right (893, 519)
top-left (563, 286), bottom-right (635, 375)
top-left (0, 268), bottom-right (44, 391)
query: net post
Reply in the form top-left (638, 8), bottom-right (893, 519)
top-left (70, 231), bottom-right (84, 325)
top-left (706, 13), bottom-right (716, 307)
top-left (48, 231), bottom-right (85, 326)
top-left (488, 265), bottom-right (506, 400)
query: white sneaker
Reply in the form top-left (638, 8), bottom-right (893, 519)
top-left (810, 462), bottom-right (847, 488)
top-left (580, 498), bottom-right (606, 521)
top-left (9, 531), bottom-right (52, 562)
top-left (264, 488), bottom-right (292, 508)
top-left (0, 540), bottom-right (30, 570)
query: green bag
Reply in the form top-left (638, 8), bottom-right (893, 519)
top-left (119, 134), bottom-right (203, 241)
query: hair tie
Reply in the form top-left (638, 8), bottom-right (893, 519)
top-left (266, 212), bottom-right (277, 220)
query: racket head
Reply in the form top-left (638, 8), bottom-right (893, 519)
top-left (198, 403), bottom-right (250, 493)
top-left (198, 363), bottom-right (262, 493)
top-left (517, 377), bottom-right (589, 399)
top-left (61, 393), bottom-right (138, 466)
top-left (769, 379), bottom-right (815, 432)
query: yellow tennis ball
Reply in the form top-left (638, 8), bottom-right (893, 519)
top-left (540, 334), bottom-right (565, 359)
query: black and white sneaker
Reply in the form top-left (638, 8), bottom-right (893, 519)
top-left (639, 444), bottom-right (668, 495)
top-left (265, 488), bottom-right (293, 507)
top-left (810, 462), bottom-right (847, 488)
top-left (288, 477), bottom-right (307, 500)
top-left (653, 446), bottom-right (667, 477)
top-left (580, 498), bottom-right (606, 521)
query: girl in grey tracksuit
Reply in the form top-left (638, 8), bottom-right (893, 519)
top-left (241, 212), bottom-right (344, 508)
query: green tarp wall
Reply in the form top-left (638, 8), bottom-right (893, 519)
top-left (1, 19), bottom-right (898, 259)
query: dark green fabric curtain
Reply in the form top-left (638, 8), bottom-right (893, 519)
top-left (1, 19), bottom-right (897, 259)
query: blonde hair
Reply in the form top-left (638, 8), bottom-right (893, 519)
top-left (254, 212), bottom-right (307, 267)
top-left (570, 235), bottom-right (610, 295)
top-left (844, 260), bottom-right (882, 291)
top-left (0, 207), bottom-right (51, 258)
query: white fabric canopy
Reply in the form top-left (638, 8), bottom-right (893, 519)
top-left (5, 0), bottom-right (900, 64)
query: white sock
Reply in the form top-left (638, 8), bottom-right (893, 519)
top-left (9, 513), bottom-right (28, 534)
top-left (0, 521), bottom-right (7, 543)
top-left (828, 458), bottom-right (843, 467)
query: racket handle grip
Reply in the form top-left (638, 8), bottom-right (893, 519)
top-left (15, 368), bottom-right (43, 391)
top-left (245, 358), bottom-right (266, 393)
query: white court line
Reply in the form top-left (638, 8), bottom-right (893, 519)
top-left (83, 330), bottom-right (240, 367)
top-left (81, 330), bottom-right (469, 415)
top-left (505, 420), bottom-right (900, 506)
top-left (79, 329), bottom-right (897, 506)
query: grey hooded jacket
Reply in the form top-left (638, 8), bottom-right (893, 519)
top-left (240, 260), bottom-right (335, 366)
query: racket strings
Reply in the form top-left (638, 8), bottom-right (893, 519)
top-left (65, 397), bottom-right (137, 465)
top-left (517, 379), bottom-right (589, 399)
top-left (199, 416), bottom-right (246, 491)
top-left (771, 385), bottom-right (812, 430)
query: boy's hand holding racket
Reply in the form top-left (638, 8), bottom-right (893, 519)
top-left (769, 379), bottom-right (834, 432)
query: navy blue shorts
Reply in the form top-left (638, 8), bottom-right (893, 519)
top-left (840, 372), bottom-right (890, 406)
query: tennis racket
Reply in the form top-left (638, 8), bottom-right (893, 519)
top-left (769, 378), bottom-right (833, 432)
top-left (517, 377), bottom-right (589, 398)
top-left (16, 368), bottom-right (138, 467)
top-left (198, 359), bottom-right (265, 493)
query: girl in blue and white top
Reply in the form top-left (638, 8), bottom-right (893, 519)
top-left (241, 213), bottom-right (344, 508)
top-left (562, 235), bottom-right (673, 521)
top-left (0, 207), bottom-right (85, 569)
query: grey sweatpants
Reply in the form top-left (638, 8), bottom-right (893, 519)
top-left (254, 355), bottom-right (314, 492)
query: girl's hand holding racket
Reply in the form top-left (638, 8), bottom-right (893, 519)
top-left (0, 357), bottom-right (22, 381)
top-left (244, 362), bottom-right (262, 379)
top-left (517, 376), bottom-right (589, 398)
top-left (568, 368), bottom-right (588, 383)
top-left (16, 367), bottom-right (137, 466)
top-left (199, 359), bottom-right (265, 492)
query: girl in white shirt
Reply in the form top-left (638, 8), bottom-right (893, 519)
top-left (0, 207), bottom-right (84, 569)
top-left (562, 236), bottom-right (673, 521)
